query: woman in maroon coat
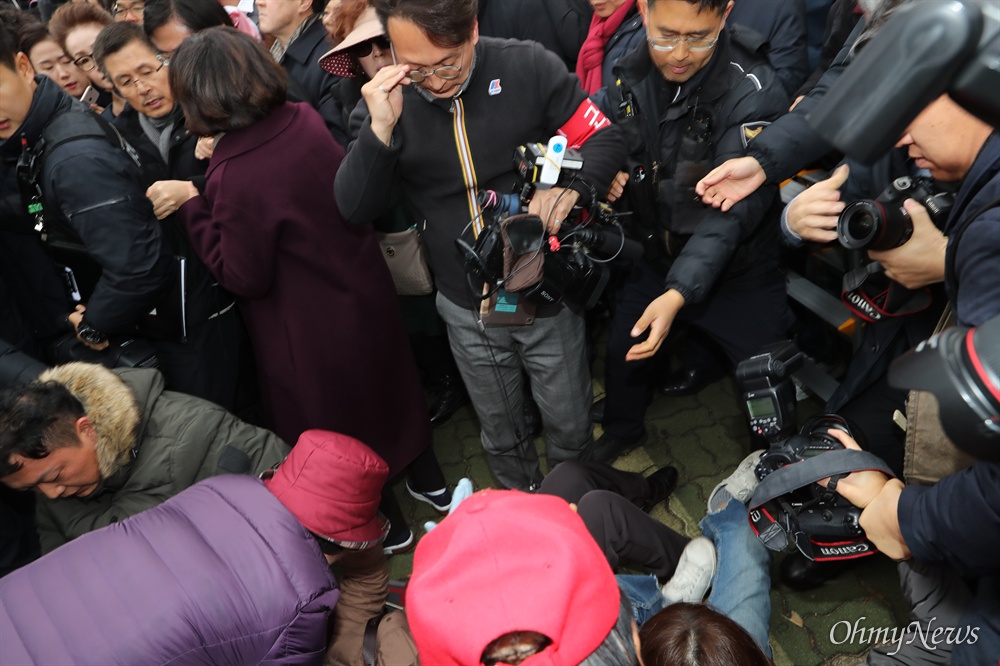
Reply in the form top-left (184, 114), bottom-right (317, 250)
top-left (169, 27), bottom-right (449, 550)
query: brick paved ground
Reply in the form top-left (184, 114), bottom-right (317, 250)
top-left (386, 364), bottom-right (910, 665)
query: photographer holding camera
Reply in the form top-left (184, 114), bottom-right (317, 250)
top-left (777, 93), bottom-right (1000, 589)
top-left (334, 0), bottom-right (625, 491)
top-left (816, 313), bottom-right (1000, 665)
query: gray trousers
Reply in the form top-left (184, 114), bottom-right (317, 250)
top-left (436, 294), bottom-right (594, 490)
top-left (866, 560), bottom-right (972, 666)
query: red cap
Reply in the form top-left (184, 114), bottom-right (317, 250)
top-left (406, 490), bottom-right (620, 666)
top-left (263, 429), bottom-right (388, 543)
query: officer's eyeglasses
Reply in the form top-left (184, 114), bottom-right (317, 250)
top-left (647, 34), bottom-right (719, 52)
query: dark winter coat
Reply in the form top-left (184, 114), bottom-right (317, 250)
top-left (112, 105), bottom-right (234, 328)
top-left (179, 102), bottom-right (430, 474)
top-left (0, 75), bottom-right (174, 335)
top-left (282, 16), bottom-right (348, 147)
top-left (600, 7), bottom-right (645, 90)
top-left (747, 17), bottom-right (866, 182)
top-left (597, 28), bottom-right (789, 304)
top-left (479, 0), bottom-right (593, 70)
top-left (1, 474), bottom-right (339, 665)
top-left (943, 132), bottom-right (1000, 327)
top-left (33, 363), bottom-right (289, 553)
top-left (730, 0), bottom-right (810, 97)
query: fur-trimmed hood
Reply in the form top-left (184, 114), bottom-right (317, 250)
top-left (39, 363), bottom-right (143, 480)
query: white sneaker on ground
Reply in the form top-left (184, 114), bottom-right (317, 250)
top-left (707, 450), bottom-right (765, 514)
top-left (661, 536), bottom-right (717, 604)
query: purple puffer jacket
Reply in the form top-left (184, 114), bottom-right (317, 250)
top-left (0, 475), bottom-right (339, 665)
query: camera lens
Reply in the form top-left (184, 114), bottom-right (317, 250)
top-left (848, 212), bottom-right (875, 240)
top-left (837, 200), bottom-right (882, 249)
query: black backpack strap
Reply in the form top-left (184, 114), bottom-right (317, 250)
top-left (362, 607), bottom-right (389, 666)
top-left (39, 108), bottom-right (142, 172)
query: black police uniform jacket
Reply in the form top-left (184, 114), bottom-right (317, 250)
top-left (597, 27), bottom-right (789, 305)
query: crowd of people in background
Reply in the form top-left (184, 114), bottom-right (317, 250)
top-left (0, 0), bottom-right (997, 663)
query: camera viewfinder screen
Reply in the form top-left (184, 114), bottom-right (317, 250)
top-left (747, 396), bottom-right (777, 419)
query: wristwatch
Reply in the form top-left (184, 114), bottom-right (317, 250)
top-left (76, 319), bottom-right (108, 346)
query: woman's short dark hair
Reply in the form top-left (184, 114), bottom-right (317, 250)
top-left (48, 2), bottom-right (114, 52)
top-left (639, 603), bottom-right (772, 666)
top-left (143, 0), bottom-right (233, 40)
top-left (169, 26), bottom-right (286, 136)
top-left (371, 0), bottom-right (476, 49)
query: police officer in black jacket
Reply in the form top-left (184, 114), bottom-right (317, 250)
top-left (592, 0), bottom-right (794, 462)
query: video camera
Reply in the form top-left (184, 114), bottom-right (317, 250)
top-left (737, 342), bottom-right (896, 561)
top-left (458, 142), bottom-right (642, 311)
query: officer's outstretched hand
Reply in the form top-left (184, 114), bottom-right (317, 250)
top-left (626, 289), bottom-right (685, 361)
top-left (696, 156), bottom-right (766, 211)
top-left (364, 64), bottom-right (409, 146)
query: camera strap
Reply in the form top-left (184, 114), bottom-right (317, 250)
top-left (748, 448), bottom-right (896, 562)
top-left (841, 262), bottom-right (932, 323)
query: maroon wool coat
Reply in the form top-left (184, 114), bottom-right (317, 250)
top-left (179, 102), bottom-right (428, 475)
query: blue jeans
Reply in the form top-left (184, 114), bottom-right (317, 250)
top-left (617, 497), bottom-right (773, 657)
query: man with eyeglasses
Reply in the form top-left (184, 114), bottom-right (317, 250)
top-left (112, 0), bottom-right (144, 23)
top-left (589, 0), bottom-right (793, 463)
top-left (335, 0), bottom-right (626, 492)
top-left (91, 21), bottom-right (246, 411)
top-left (257, 0), bottom-right (348, 146)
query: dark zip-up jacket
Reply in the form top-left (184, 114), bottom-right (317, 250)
top-left (747, 17), bottom-right (866, 183)
top-left (281, 16), bottom-right (348, 147)
top-left (113, 106), bottom-right (235, 326)
top-left (600, 7), bottom-right (645, 90)
top-left (335, 37), bottom-right (626, 309)
top-left (942, 132), bottom-right (1000, 328)
top-left (479, 0), bottom-right (593, 71)
top-left (597, 28), bottom-right (789, 304)
top-left (0, 76), bottom-right (173, 335)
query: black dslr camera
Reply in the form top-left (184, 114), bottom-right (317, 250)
top-left (837, 175), bottom-right (954, 251)
top-left (737, 343), bottom-right (892, 561)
